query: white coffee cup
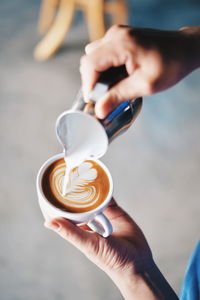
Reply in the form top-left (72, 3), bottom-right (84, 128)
top-left (36, 153), bottom-right (113, 237)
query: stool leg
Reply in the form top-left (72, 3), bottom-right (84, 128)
top-left (38, 0), bottom-right (59, 34)
top-left (112, 0), bottom-right (128, 25)
top-left (84, 0), bottom-right (105, 42)
top-left (34, 0), bottom-right (75, 61)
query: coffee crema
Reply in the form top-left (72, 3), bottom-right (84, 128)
top-left (42, 159), bottom-right (110, 213)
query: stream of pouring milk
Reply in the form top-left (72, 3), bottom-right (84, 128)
top-left (56, 111), bottom-right (108, 196)
top-left (62, 157), bottom-right (71, 196)
top-left (61, 148), bottom-right (90, 196)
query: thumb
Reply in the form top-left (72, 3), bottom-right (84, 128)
top-left (44, 218), bottom-right (97, 254)
top-left (95, 75), bottom-right (141, 119)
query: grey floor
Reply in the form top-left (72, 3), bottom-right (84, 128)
top-left (0, 0), bottom-right (200, 299)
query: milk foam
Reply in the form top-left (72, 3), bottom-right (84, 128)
top-left (52, 161), bottom-right (100, 208)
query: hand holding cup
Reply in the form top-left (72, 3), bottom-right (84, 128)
top-left (37, 153), bottom-right (113, 237)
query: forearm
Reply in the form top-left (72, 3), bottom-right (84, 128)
top-left (107, 261), bottom-right (179, 300)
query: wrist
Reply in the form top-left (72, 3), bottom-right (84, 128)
top-left (106, 259), bottom-right (159, 300)
top-left (106, 259), bottom-right (179, 300)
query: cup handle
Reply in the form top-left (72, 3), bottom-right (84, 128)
top-left (87, 213), bottom-right (113, 237)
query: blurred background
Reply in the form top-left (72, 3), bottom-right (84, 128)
top-left (0, 0), bottom-right (200, 299)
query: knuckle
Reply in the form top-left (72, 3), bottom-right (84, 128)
top-left (113, 27), bottom-right (130, 42)
top-left (85, 41), bottom-right (99, 54)
top-left (106, 25), bottom-right (121, 37)
top-left (59, 227), bottom-right (71, 239)
top-left (120, 27), bottom-right (130, 38)
top-left (85, 42), bottom-right (92, 53)
top-left (110, 24), bottom-right (121, 32)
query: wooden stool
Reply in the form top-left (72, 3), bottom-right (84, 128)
top-left (34, 0), bottom-right (128, 61)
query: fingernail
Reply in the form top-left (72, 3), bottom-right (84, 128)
top-left (96, 111), bottom-right (104, 119)
top-left (44, 221), bottom-right (61, 232)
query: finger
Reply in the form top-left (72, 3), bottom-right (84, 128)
top-left (104, 198), bottom-right (129, 221)
top-left (77, 223), bottom-right (92, 231)
top-left (95, 74), bottom-right (141, 119)
top-left (95, 65), bottom-right (154, 119)
top-left (44, 218), bottom-right (97, 254)
top-left (80, 44), bottom-right (127, 101)
top-left (104, 24), bottom-right (124, 39)
top-left (108, 197), bottom-right (118, 208)
top-left (85, 25), bottom-right (123, 54)
top-left (85, 25), bottom-right (129, 55)
top-left (85, 39), bottom-right (104, 54)
top-left (43, 212), bottom-right (52, 223)
top-left (81, 70), bottom-right (99, 101)
top-left (80, 55), bottom-right (99, 101)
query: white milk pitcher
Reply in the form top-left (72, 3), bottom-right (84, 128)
top-left (56, 66), bottom-right (143, 168)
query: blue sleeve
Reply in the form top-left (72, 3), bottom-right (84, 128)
top-left (180, 240), bottom-right (200, 300)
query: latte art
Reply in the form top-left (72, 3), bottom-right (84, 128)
top-left (42, 159), bottom-right (110, 212)
top-left (52, 161), bottom-right (100, 207)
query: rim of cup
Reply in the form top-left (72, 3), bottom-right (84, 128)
top-left (36, 153), bottom-right (113, 217)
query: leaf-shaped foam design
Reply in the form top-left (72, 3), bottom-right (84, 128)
top-left (49, 159), bottom-right (110, 211)
top-left (64, 162), bottom-right (97, 194)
